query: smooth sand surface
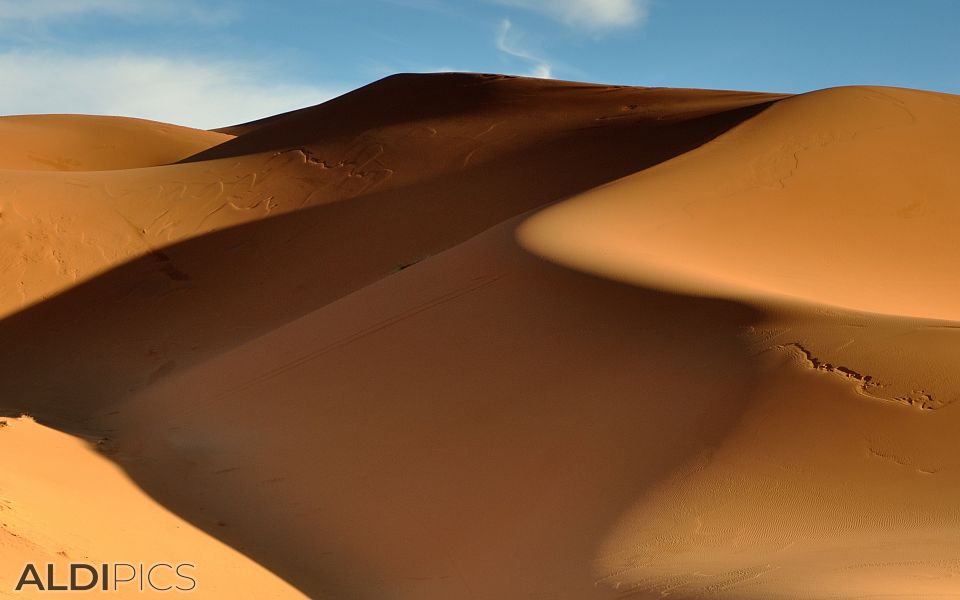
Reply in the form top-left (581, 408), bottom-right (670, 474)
top-left (0, 417), bottom-right (304, 598)
top-left (2, 73), bottom-right (959, 598)
top-left (0, 114), bottom-right (232, 171)
top-left (520, 86), bottom-right (960, 321)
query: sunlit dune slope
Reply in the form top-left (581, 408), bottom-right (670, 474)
top-left (0, 417), bottom-right (304, 598)
top-left (0, 114), bottom-right (232, 171)
top-left (520, 85), bottom-right (960, 321)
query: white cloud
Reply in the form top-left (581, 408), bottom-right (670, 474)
top-left (0, 0), bottom-right (131, 20)
top-left (0, 0), bottom-right (234, 25)
top-left (495, 0), bottom-right (649, 31)
top-left (0, 52), bottom-right (341, 129)
top-left (495, 19), bottom-right (552, 79)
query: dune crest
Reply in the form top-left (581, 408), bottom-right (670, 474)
top-left (515, 83), bottom-right (960, 597)
top-left (0, 114), bottom-right (232, 171)
top-left (519, 85), bottom-right (960, 322)
top-left (3, 74), bottom-right (960, 598)
top-left (0, 73), bottom-right (778, 419)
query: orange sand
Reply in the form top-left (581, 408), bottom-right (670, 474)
top-left (1, 73), bottom-right (959, 599)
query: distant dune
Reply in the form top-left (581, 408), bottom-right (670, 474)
top-left (1, 73), bottom-right (958, 599)
top-left (0, 114), bottom-right (231, 171)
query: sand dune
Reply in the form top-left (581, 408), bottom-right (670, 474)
top-left (2, 73), bottom-right (960, 599)
top-left (520, 85), bottom-right (960, 321)
top-left (0, 416), bottom-right (303, 598)
top-left (0, 74), bottom-right (777, 420)
top-left (93, 215), bottom-right (762, 598)
top-left (0, 114), bottom-right (231, 171)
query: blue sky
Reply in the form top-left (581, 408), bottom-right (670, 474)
top-left (0, 0), bottom-right (958, 128)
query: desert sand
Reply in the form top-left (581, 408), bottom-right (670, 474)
top-left (1, 73), bottom-right (959, 598)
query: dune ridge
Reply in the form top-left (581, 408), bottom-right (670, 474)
top-left (520, 85), bottom-right (960, 322)
top-left (0, 73), bottom-right (778, 421)
top-left (1, 73), bottom-right (959, 599)
top-left (0, 114), bottom-right (232, 171)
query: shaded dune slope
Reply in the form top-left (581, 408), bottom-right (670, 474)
top-left (93, 83), bottom-right (960, 598)
top-left (103, 220), bottom-right (761, 599)
top-left (0, 416), bottom-right (303, 598)
top-left (186, 73), bottom-right (780, 163)
top-left (0, 74), bottom-right (779, 422)
top-left (3, 74), bottom-right (959, 599)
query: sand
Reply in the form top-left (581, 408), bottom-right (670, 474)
top-left (1, 73), bottom-right (959, 599)
top-left (0, 416), bottom-right (303, 598)
top-left (0, 114), bottom-right (232, 172)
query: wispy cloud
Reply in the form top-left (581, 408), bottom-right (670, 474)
top-left (495, 19), bottom-right (552, 78)
top-left (0, 0), bottom-right (235, 25)
top-left (495, 0), bottom-right (650, 31)
top-left (0, 51), bottom-right (341, 129)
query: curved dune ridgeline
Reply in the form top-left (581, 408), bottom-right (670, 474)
top-left (2, 74), bottom-right (959, 598)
